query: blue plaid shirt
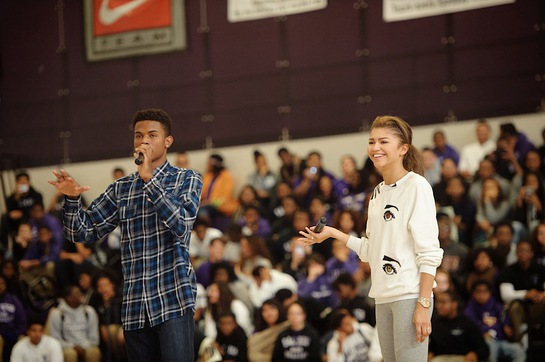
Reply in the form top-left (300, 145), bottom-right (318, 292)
top-left (62, 162), bottom-right (202, 331)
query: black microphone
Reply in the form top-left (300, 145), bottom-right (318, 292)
top-left (135, 153), bottom-right (144, 165)
top-left (313, 216), bottom-right (327, 233)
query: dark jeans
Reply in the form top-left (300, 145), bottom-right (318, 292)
top-left (124, 312), bottom-right (195, 362)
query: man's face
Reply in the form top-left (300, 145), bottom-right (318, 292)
top-left (218, 316), bottom-right (237, 336)
top-left (472, 285), bottom-right (491, 305)
top-left (28, 324), bottom-right (44, 345)
top-left (435, 293), bottom-right (457, 318)
top-left (133, 120), bottom-right (172, 164)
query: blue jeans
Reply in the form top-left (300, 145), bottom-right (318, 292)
top-left (486, 339), bottom-right (526, 362)
top-left (124, 312), bottom-right (195, 362)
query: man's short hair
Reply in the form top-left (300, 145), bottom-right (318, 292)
top-left (132, 109), bottom-right (172, 136)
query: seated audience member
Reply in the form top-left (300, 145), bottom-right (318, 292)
top-left (213, 311), bottom-right (248, 362)
top-left (1, 170), bottom-right (43, 250)
top-left (332, 272), bottom-right (375, 327)
top-left (199, 154), bottom-right (239, 231)
top-left (210, 261), bottom-right (253, 312)
top-left (297, 253), bottom-right (335, 309)
top-left (55, 236), bottom-right (96, 294)
top-left (174, 151), bottom-right (189, 169)
top-left (474, 177), bottom-right (513, 246)
top-left (46, 285), bottom-right (101, 362)
top-left (489, 135), bottom-right (523, 182)
top-left (19, 225), bottom-right (62, 282)
top-left (429, 291), bottom-right (490, 362)
top-left (10, 318), bottom-right (63, 362)
top-left (532, 220), bottom-right (545, 266)
top-left (437, 213), bottom-right (469, 287)
top-left (498, 240), bottom-right (545, 343)
top-left (247, 298), bottom-right (289, 362)
top-left (488, 222), bottom-right (518, 270)
top-left (222, 223), bottom-right (243, 264)
top-left (326, 238), bottom-right (360, 284)
top-left (239, 205), bottom-right (272, 240)
top-left (248, 265), bottom-right (297, 309)
top-left (1, 260), bottom-right (23, 301)
top-left (89, 272), bottom-right (125, 362)
top-left (468, 158), bottom-right (511, 206)
top-left (196, 237), bottom-right (228, 289)
top-left (316, 175), bottom-right (338, 216)
top-left (271, 209), bottom-right (313, 267)
top-left (510, 150), bottom-right (545, 205)
top-left (234, 235), bottom-right (273, 286)
top-left (202, 281), bottom-right (253, 339)
top-left (272, 301), bottom-right (322, 362)
top-left (333, 209), bottom-right (363, 238)
top-left (189, 218), bottom-right (224, 267)
top-left (440, 175), bottom-right (476, 247)
top-left (432, 157), bottom-right (459, 208)
top-left (280, 237), bottom-right (312, 282)
top-left (422, 147), bottom-right (442, 187)
top-left (248, 150), bottom-right (278, 209)
top-left (12, 221), bottom-right (32, 262)
top-left (292, 151), bottom-right (336, 209)
top-left (434, 268), bottom-right (456, 294)
top-left (231, 184), bottom-right (268, 225)
top-left (275, 288), bottom-right (329, 337)
top-left (499, 122), bottom-right (536, 165)
top-left (464, 280), bottom-right (525, 362)
top-left (432, 129), bottom-right (460, 166)
top-left (277, 147), bottom-right (302, 187)
top-left (513, 171), bottom-right (544, 233)
top-left (325, 309), bottom-right (382, 362)
top-left (464, 248), bottom-right (501, 301)
top-left (269, 193), bottom-right (299, 239)
top-left (333, 155), bottom-right (367, 215)
top-left (0, 275), bottom-right (27, 361)
top-left (458, 119), bottom-right (496, 182)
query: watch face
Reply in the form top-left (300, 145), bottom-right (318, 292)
top-left (419, 298), bottom-right (431, 308)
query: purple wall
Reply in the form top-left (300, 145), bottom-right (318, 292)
top-left (0, 0), bottom-right (543, 168)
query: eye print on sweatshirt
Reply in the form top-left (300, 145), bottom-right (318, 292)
top-left (382, 255), bottom-right (401, 275)
top-left (383, 204), bottom-right (399, 221)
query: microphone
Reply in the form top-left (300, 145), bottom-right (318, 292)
top-left (135, 153), bottom-right (144, 165)
top-left (313, 216), bottom-right (327, 233)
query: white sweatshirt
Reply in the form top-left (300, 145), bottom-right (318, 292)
top-left (10, 335), bottom-right (63, 362)
top-left (346, 172), bottom-right (443, 304)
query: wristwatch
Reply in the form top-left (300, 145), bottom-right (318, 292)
top-left (417, 297), bottom-right (431, 308)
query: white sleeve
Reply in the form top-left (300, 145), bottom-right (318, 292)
top-left (409, 179), bottom-right (443, 276)
top-left (346, 235), bottom-right (369, 262)
top-left (50, 337), bottom-right (65, 362)
top-left (326, 331), bottom-right (343, 362)
top-left (231, 300), bottom-right (254, 336)
top-left (360, 323), bottom-right (383, 362)
top-left (499, 283), bottom-right (527, 303)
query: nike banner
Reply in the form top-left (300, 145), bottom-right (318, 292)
top-left (84, 0), bottom-right (187, 61)
top-left (383, 0), bottom-right (516, 22)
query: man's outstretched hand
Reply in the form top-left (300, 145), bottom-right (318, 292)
top-left (48, 169), bottom-right (90, 198)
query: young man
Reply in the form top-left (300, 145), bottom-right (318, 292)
top-left (429, 291), bottom-right (489, 362)
top-left (10, 319), bottom-right (63, 362)
top-left (48, 109), bottom-right (203, 362)
top-left (46, 285), bottom-right (101, 362)
top-left (464, 280), bottom-right (525, 362)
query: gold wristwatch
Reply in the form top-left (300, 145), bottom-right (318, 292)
top-left (417, 297), bottom-right (431, 308)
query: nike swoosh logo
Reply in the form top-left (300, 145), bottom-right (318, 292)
top-left (98, 0), bottom-right (149, 26)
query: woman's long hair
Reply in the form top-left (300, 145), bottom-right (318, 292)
top-left (371, 116), bottom-right (424, 175)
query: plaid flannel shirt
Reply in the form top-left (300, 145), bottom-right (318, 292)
top-left (62, 162), bottom-right (202, 331)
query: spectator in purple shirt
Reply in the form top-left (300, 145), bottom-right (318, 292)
top-left (500, 122), bottom-right (536, 165)
top-left (432, 129), bottom-right (460, 166)
top-left (0, 274), bottom-right (27, 361)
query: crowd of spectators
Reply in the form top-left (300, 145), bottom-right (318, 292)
top-left (0, 120), bottom-right (544, 361)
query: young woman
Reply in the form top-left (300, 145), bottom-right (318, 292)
top-left (299, 116), bottom-right (443, 361)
